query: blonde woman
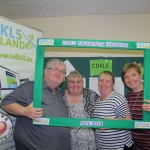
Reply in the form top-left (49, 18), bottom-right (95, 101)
top-left (93, 71), bottom-right (133, 150)
top-left (62, 70), bottom-right (99, 150)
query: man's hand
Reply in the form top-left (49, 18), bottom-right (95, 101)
top-left (23, 103), bottom-right (43, 120)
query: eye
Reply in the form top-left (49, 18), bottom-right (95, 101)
top-left (132, 73), bottom-right (136, 76)
top-left (105, 79), bottom-right (108, 82)
top-left (53, 68), bottom-right (58, 71)
top-left (99, 79), bottom-right (103, 82)
top-left (60, 70), bottom-right (66, 75)
top-left (69, 81), bottom-right (74, 84)
top-left (124, 76), bottom-right (128, 79)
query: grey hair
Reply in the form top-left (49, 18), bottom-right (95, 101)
top-left (66, 70), bottom-right (83, 83)
top-left (46, 59), bottom-right (66, 69)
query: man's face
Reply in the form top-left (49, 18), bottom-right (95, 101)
top-left (44, 62), bottom-right (66, 88)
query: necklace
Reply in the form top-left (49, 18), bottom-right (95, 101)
top-left (129, 91), bottom-right (140, 115)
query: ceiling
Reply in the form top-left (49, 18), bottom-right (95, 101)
top-left (1, 0), bottom-right (150, 19)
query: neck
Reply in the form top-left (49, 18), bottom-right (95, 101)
top-left (132, 83), bottom-right (143, 93)
top-left (44, 78), bottom-right (57, 94)
top-left (100, 91), bottom-right (113, 101)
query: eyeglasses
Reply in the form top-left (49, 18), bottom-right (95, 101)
top-left (47, 67), bottom-right (66, 75)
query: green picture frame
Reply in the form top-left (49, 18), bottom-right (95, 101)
top-left (33, 38), bottom-right (150, 129)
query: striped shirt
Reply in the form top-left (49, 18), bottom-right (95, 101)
top-left (126, 91), bottom-right (150, 150)
top-left (93, 91), bottom-right (133, 150)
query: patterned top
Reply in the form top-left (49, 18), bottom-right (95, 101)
top-left (126, 91), bottom-right (150, 150)
top-left (62, 88), bottom-right (99, 150)
top-left (93, 91), bottom-right (133, 150)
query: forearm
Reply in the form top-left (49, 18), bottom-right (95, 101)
top-left (1, 103), bottom-right (26, 116)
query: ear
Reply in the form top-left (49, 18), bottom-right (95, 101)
top-left (44, 68), bottom-right (48, 75)
top-left (112, 83), bottom-right (115, 89)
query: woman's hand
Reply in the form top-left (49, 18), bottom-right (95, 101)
top-left (142, 100), bottom-right (150, 112)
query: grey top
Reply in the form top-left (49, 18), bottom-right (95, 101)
top-left (1, 81), bottom-right (71, 150)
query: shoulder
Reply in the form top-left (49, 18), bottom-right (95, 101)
top-left (21, 81), bottom-right (34, 87)
top-left (112, 91), bottom-right (124, 98)
top-left (126, 91), bottom-right (133, 97)
top-left (83, 88), bottom-right (99, 95)
top-left (12, 81), bottom-right (34, 95)
top-left (1, 81), bottom-right (34, 106)
top-left (62, 91), bottom-right (65, 97)
top-left (83, 88), bottom-right (100, 103)
top-left (111, 91), bottom-right (126, 103)
top-left (17, 81), bottom-right (34, 90)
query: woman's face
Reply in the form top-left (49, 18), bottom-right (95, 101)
top-left (67, 77), bottom-right (83, 96)
top-left (124, 67), bottom-right (142, 91)
top-left (98, 74), bottom-right (114, 97)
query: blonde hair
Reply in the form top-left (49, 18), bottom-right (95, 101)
top-left (98, 71), bottom-right (115, 84)
top-left (67, 70), bottom-right (83, 83)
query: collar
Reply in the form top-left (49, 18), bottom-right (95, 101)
top-left (42, 80), bottom-right (61, 93)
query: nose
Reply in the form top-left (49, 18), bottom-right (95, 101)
top-left (128, 76), bottom-right (133, 81)
top-left (102, 81), bottom-right (106, 85)
top-left (73, 82), bottom-right (78, 86)
top-left (56, 70), bottom-right (61, 75)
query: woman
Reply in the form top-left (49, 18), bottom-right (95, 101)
top-left (93, 71), bottom-right (133, 150)
top-left (121, 63), bottom-right (150, 150)
top-left (62, 70), bottom-right (99, 150)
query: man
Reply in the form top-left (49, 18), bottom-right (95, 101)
top-left (0, 59), bottom-right (71, 150)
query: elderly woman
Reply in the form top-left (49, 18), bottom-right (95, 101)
top-left (121, 63), bottom-right (150, 150)
top-left (93, 71), bottom-right (133, 150)
top-left (62, 70), bottom-right (99, 150)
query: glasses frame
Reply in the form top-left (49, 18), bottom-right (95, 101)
top-left (33, 38), bottom-right (150, 129)
top-left (47, 67), bottom-right (66, 75)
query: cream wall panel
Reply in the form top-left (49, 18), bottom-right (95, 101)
top-left (14, 15), bottom-right (149, 56)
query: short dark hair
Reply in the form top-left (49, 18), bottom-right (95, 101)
top-left (121, 63), bottom-right (140, 83)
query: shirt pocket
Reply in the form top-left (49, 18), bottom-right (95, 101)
top-left (42, 94), bottom-right (51, 105)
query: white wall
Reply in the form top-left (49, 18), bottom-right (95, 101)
top-left (14, 14), bottom-right (150, 57)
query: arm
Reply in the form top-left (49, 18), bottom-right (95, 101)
top-left (105, 115), bottom-right (131, 120)
top-left (123, 102), bottom-right (131, 120)
top-left (1, 103), bottom-right (26, 116)
top-left (115, 94), bottom-right (131, 120)
top-left (105, 103), bottom-right (131, 120)
top-left (1, 103), bottom-right (43, 120)
top-left (1, 82), bottom-right (43, 120)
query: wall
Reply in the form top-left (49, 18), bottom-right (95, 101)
top-left (14, 14), bottom-right (150, 56)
